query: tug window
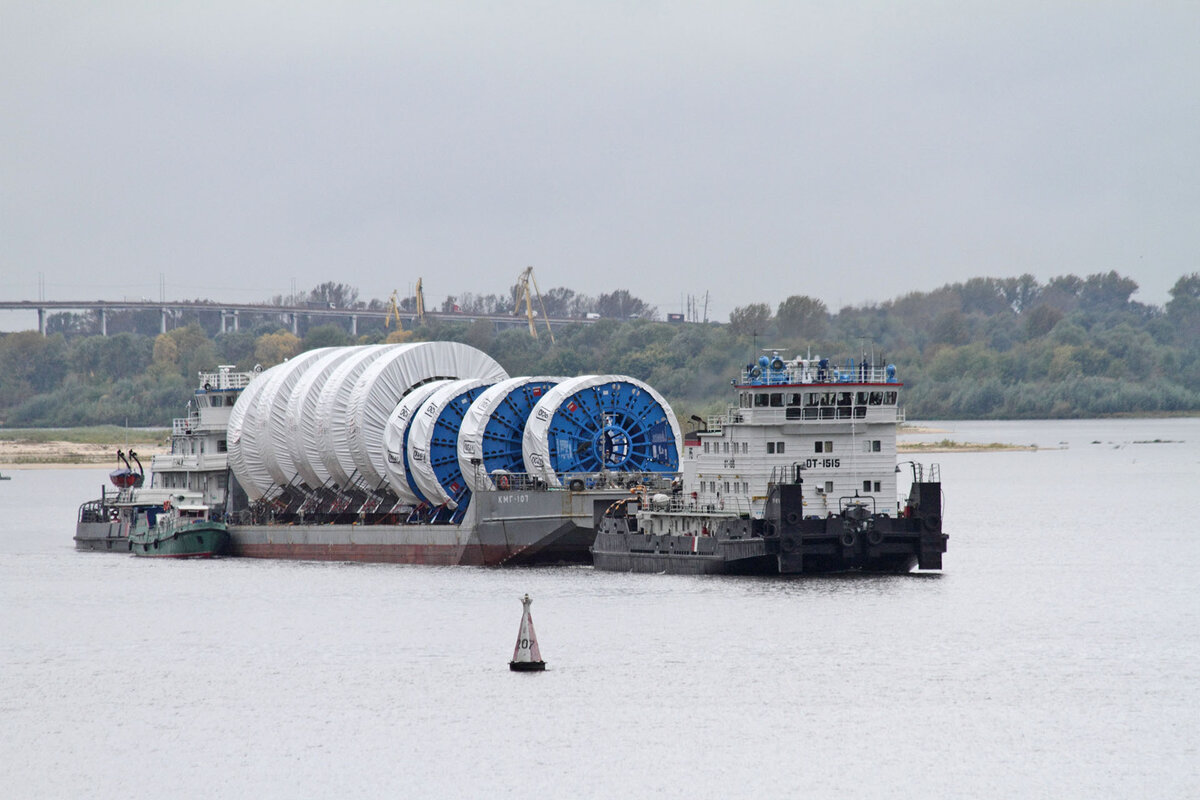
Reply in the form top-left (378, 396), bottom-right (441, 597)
top-left (815, 441), bottom-right (834, 453)
top-left (767, 442), bottom-right (776, 454)
top-left (825, 481), bottom-right (834, 493)
top-left (770, 393), bottom-right (783, 407)
top-left (863, 480), bottom-right (872, 492)
top-left (857, 392), bottom-right (869, 405)
top-left (805, 393), bottom-right (820, 407)
top-left (837, 392), bottom-right (852, 406)
top-left (704, 442), bottom-right (710, 454)
top-left (874, 481), bottom-right (881, 492)
top-left (870, 392), bottom-right (884, 405)
top-left (776, 441), bottom-right (785, 454)
top-left (211, 395), bottom-right (223, 407)
top-left (217, 439), bottom-right (228, 453)
top-left (787, 393), bottom-right (803, 406)
top-left (884, 391), bottom-right (898, 404)
top-left (741, 442), bottom-right (748, 454)
top-left (863, 440), bottom-right (881, 453)
top-left (754, 394), bottom-right (770, 407)
top-left (723, 442), bottom-right (729, 453)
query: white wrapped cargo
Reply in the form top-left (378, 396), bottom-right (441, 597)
top-left (456, 376), bottom-right (562, 493)
top-left (343, 342), bottom-right (508, 489)
top-left (239, 348), bottom-right (332, 498)
top-left (311, 345), bottom-right (404, 488)
top-left (227, 363), bottom-right (283, 501)
top-left (522, 374), bottom-right (682, 487)
top-left (284, 346), bottom-right (370, 489)
top-left (406, 378), bottom-right (496, 508)
top-left (381, 379), bottom-right (454, 504)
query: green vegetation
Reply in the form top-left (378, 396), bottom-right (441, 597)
top-left (3, 271), bottom-right (1199, 426)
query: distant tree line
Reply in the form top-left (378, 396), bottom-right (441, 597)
top-left (2, 271), bottom-right (1198, 427)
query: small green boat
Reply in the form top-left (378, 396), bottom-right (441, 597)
top-left (130, 494), bottom-right (229, 558)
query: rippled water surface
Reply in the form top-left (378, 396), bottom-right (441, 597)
top-left (2, 418), bottom-right (1198, 799)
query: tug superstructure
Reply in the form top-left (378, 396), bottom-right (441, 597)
top-left (592, 353), bottom-right (948, 574)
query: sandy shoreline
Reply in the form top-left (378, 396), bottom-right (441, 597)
top-left (0, 436), bottom-right (1038, 472)
top-left (0, 440), bottom-right (168, 471)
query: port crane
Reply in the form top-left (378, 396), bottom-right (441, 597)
top-left (414, 278), bottom-right (426, 325)
top-left (384, 291), bottom-right (404, 330)
top-left (514, 266), bottom-right (555, 344)
top-left (385, 280), bottom-right (427, 330)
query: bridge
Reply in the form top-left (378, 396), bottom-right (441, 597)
top-left (0, 299), bottom-right (594, 337)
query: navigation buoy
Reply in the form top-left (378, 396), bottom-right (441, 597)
top-left (509, 593), bottom-right (546, 672)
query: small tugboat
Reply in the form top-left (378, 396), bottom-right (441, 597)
top-left (592, 352), bottom-right (948, 574)
top-left (75, 365), bottom-right (255, 553)
top-left (129, 493), bottom-right (229, 558)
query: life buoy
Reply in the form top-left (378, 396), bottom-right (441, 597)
top-left (496, 475), bottom-right (511, 491)
top-left (162, 499), bottom-right (172, 511)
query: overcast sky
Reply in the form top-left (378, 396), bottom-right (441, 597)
top-left (2, 2), bottom-right (1197, 331)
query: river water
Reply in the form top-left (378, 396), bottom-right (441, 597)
top-left (2, 419), bottom-right (1197, 799)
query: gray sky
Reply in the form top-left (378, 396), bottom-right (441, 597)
top-left (3, 1), bottom-right (1198, 331)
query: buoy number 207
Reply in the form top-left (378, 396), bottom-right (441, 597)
top-left (519, 639), bottom-right (531, 649)
top-left (803, 458), bottom-right (840, 469)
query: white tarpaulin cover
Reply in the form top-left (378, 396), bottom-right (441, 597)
top-left (285, 346), bottom-right (370, 489)
top-left (313, 344), bottom-right (405, 487)
top-left (381, 379), bottom-right (453, 503)
top-left (522, 374), bottom-right (683, 487)
top-left (406, 378), bottom-right (493, 508)
top-left (456, 376), bottom-right (562, 493)
top-left (227, 363), bottom-right (284, 501)
top-left (344, 342), bottom-right (508, 489)
top-left (239, 348), bottom-right (332, 498)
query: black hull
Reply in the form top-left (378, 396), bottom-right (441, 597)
top-left (592, 526), bottom-right (935, 575)
top-left (592, 481), bottom-right (947, 575)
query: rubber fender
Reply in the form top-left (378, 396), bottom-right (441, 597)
top-left (568, 478), bottom-right (585, 492)
top-left (840, 530), bottom-right (856, 548)
top-left (785, 511), bottom-right (800, 525)
top-left (923, 514), bottom-right (941, 532)
top-left (867, 528), bottom-right (884, 546)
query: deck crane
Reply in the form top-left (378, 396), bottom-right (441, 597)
top-left (514, 266), bottom-right (555, 344)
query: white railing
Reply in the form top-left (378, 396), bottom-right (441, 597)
top-left (740, 362), bottom-right (895, 386)
top-left (198, 369), bottom-right (256, 390)
top-left (172, 413), bottom-right (201, 435)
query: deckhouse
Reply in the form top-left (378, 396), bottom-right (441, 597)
top-left (683, 353), bottom-right (904, 518)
